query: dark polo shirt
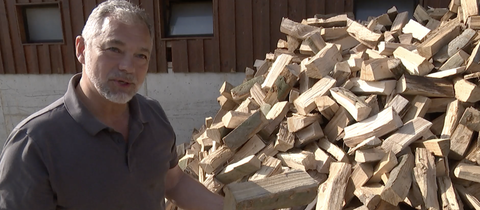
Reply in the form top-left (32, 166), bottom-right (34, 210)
top-left (0, 74), bottom-right (178, 210)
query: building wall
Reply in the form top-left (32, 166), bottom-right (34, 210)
top-left (0, 72), bottom-right (245, 149)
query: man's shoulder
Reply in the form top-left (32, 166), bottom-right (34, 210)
top-left (10, 97), bottom-right (67, 136)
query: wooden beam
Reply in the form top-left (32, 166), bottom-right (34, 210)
top-left (381, 117), bottom-right (432, 155)
top-left (316, 162), bottom-right (352, 210)
top-left (224, 170), bottom-right (319, 209)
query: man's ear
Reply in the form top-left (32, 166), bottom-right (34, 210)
top-left (75, 36), bottom-right (86, 64)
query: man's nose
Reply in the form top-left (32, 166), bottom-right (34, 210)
top-left (118, 55), bottom-right (135, 73)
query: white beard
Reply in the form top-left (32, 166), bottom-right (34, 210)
top-left (86, 68), bottom-right (138, 104)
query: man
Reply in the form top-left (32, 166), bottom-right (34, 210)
top-left (0, 0), bottom-right (223, 209)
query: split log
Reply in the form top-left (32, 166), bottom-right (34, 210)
top-left (304, 43), bottom-right (342, 79)
top-left (402, 19), bottom-right (430, 41)
top-left (380, 151), bottom-right (415, 206)
top-left (347, 19), bottom-right (383, 49)
top-left (330, 87), bottom-right (372, 122)
top-left (453, 162), bottom-right (480, 183)
top-left (315, 96), bottom-right (339, 120)
top-left (275, 121), bottom-right (295, 152)
top-left (224, 170), bottom-right (319, 210)
top-left (412, 147), bottom-right (440, 210)
top-left (216, 155), bottom-right (262, 184)
top-left (324, 107), bottom-right (354, 142)
top-left (417, 18), bottom-right (462, 59)
top-left (316, 162), bottom-right (352, 210)
top-left (276, 150), bottom-right (317, 171)
top-left (381, 117), bottom-right (432, 155)
top-left (369, 151), bottom-right (398, 184)
top-left (223, 110), bottom-right (268, 151)
top-left (397, 74), bottom-right (455, 98)
top-left (294, 76), bottom-right (336, 115)
top-left (393, 46), bottom-right (434, 76)
top-left (438, 176), bottom-right (463, 210)
top-left (249, 155), bottom-right (282, 181)
top-left (304, 142), bottom-right (333, 174)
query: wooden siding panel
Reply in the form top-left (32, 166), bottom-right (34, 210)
top-left (187, 39), bottom-right (205, 73)
top-left (153, 0), bottom-right (167, 73)
top-left (204, 38), bottom-right (220, 72)
top-left (235, 0), bottom-right (253, 71)
top-left (306, 0), bottom-right (325, 16)
top-left (345, 0), bottom-right (354, 14)
top-left (325, 0), bottom-right (345, 15)
top-left (67, 0), bottom-right (84, 74)
top-left (0, 41), bottom-right (4, 74)
top-left (83, 0), bottom-right (97, 24)
top-left (139, 0), bottom-right (158, 73)
top-left (270, 0), bottom-right (288, 55)
top-left (0, 0), bottom-right (13, 74)
top-left (6, 1), bottom-right (27, 74)
top-left (218, 0), bottom-right (236, 72)
top-left (24, 46), bottom-right (39, 74)
top-left (252, 0), bottom-right (271, 60)
top-left (50, 45), bottom-right (63, 74)
top-left (171, 40), bottom-right (188, 72)
top-left (288, 0), bottom-right (306, 22)
top-left (38, 44), bottom-right (51, 74)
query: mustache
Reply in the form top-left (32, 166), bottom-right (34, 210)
top-left (108, 71), bottom-right (137, 84)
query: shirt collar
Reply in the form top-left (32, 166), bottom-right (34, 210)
top-left (63, 73), bottom-right (148, 136)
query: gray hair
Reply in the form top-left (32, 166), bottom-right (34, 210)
top-left (81, 0), bottom-right (153, 45)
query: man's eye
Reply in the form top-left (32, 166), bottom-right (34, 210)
top-left (107, 47), bottom-right (121, 53)
top-left (136, 54), bottom-right (148, 60)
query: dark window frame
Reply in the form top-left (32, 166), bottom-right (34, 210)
top-left (161, 0), bottom-right (214, 39)
top-left (16, 2), bottom-right (65, 45)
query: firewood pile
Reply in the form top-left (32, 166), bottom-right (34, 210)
top-left (172, 1), bottom-right (480, 209)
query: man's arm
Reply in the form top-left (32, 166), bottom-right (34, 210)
top-left (165, 165), bottom-right (224, 210)
top-left (0, 131), bottom-right (56, 209)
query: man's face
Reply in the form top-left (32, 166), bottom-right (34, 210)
top-left (77, 17), bottom-right (152, 104)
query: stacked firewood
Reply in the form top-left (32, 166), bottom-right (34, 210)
top-left (171, 1), bottom-right (480, 209)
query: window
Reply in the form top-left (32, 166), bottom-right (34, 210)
top-left (163, 0), bottom-right (214, 37)
top-left (354, 0), bottom-right (417, 21)
top-left (18, 3), bottom-right (64, 43)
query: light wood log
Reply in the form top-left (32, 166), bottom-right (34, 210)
top-left (304, 142), bottom-right (333, 174)
top-left (249, 155), bottom-right (282, 181)
top-left (224, 170), bottom-right (319, 210)
top-left (280, 17), bottom-right (320, 40)
top-left (467, 15), bottom-right (480, 30)
top-left (305, 31), bottom-right (327, 54)
top-left (426, 67), bottom-right (466, 78)
top-left (345, 163), bottom-right (374, 204)
top-left (377, 41), bottom-right (416, 56)
top-left (461, 0), bottom-right (479, 21)
top-left (230, 135), bottom-right (266, 163)
top-left (360, 58), bottom-right (395, 81)
top-left (455, 184), bottom-right (480, 210)
top-left (330, 87), bottom-right (372, 122)
top-left (287, 113), bottom-right (321, 133)
top-left (231, 76), bottom-right (265, 101)
top-left (439, 49), bottom-right (470, 71)
top-left (348, 136), bottom-right (382, 155)
top-left (417, 18), bottom-right (462, 59)
top-left (413, 147), bottom-right (440, 210)
top-left (325, 107), bottom-right (354, 143)
top-left (275, 121), bottom-right (295, 152)
top-left (315, 96), bottom-right (339, 120)
top-left (254, 59), bottom-right (271, 77)
top-left (412, 138), bottom-right (450, 157)
top-left (382, 117), bottom-right (432, 154)
top-left (318, 137), bottom-right (349, 163)
top-left (294, 76), bottom-right (336, 115)
top-left (433, 28), bottom-right (476, 64)
top-left (305, 43), bottom-right (342, 79)
top-left (202, 174), bottom-right (224, 194)
top-left (332, 61), bottom-right (351, 87)
top-left (199, 145), bottom-right (234, 174)
top-left (216, 155), bottom-right (261, 184)
top-left (437, 178), bottom-right (464, 210)
top-left (260, 101), bottom-right (290, 138)
top-left (380, 152), bottom-right (415, 206)
top-left (454, 77), bottom-right (480, 103)
top-left (223, 110), bottom-right (268, 151)
top-left (316, 162), bottom-right (352, 210)
top-left (391, 11), bottom-right (409, 32)
top-left (402, 95), bottom-right (431, 123)
top-left (321, 27), bottom-right (348, 41)
top-left (369, 151), bottom-right (398, 184)
top-left (397, 74), bottom-right (454, 98)
top-left (402, 19), bottom-right (430, 40)
top-left (459, 107), bottom-right (480, 132)
top-left (384, 94), bottom-right (410, 117)
top-left (414, 4), bottom-right (431, 24)
top-left (262, 54), bottom-right (293, 89)
top-left (344, 107), bottom-right (403, 147)
top-left (441, 99), bottom-right (465, 139)
top-left (454, 162), bottom-right (480, 183)
top-left (347, 19), bottom-right (383, 49)
top-left (355, 147), bottom-right (386, 163)
top-left (217, 95), bottom-right (237, 111)
top-left (398, 33), bottom-right (413, 44)
top-left (393, 47), bottom-right (434, 76)
top-left (354, 184), bottom-right (384, 209)
top-left (295, 120), bottom-right (324, 147)
top-left (276, 149), bottom-right (317, 171)
top-left (222, 111), bottom-right (252, 129)
top-left (450, 124), bottom-right (474, 160)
